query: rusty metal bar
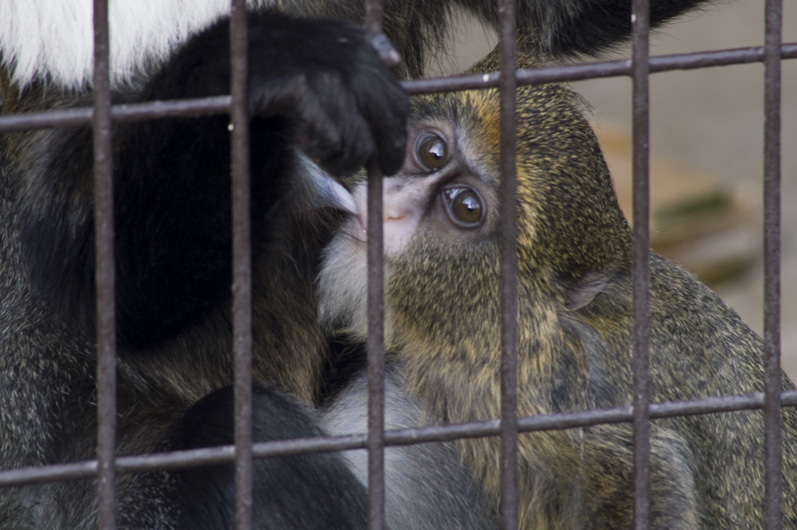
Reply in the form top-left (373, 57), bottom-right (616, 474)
top-left (403, 43), bottom-right (797, 94)
top-left (497, 0), bottom-right (519, 528)
top-left (631, 0), bottom-right (652, 527)
top-left (0, 97), bottom-right (231, 133)
top-left (4, 388), bottom-right (797, 490)
top-left (365, 156), bottom-right (386, 530)
top-left (364, 0), bottom-right (387, 527)
top-left (763, 0), bottom-right (784, 528)
top-left (91, 0), bottom-right (117, 528)
top-left (229, 1), bottom-right (254, 529)
top-left (5, 44), bottom-right (797, 135)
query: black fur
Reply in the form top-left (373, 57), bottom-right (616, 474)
top-left (461, 0), bottom-right (711, 57)
top-left (20, 11), bottom-right (407, 349)
top-left (164, 386), bottom-right (368, 530)
top-left (540, 0), bottom-right (710, 56)
top-left (2, 10), bottom-right (407, 529)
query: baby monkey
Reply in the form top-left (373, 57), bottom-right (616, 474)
top-left (317, 53), bottom-right (797, 529)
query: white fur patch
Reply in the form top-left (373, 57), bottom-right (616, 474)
top-left (323, 369), bottom-right (498, 530)
top-left (316, 175), bottom-right (434, 337)
top-left (317, 175), bottom-right (445, 338)
top-left (317, 230), bottom-right (370, 338)
top-left (323, 370), bottom-right (428, 504)
top-left (0, 0), bottom-right (273, 89)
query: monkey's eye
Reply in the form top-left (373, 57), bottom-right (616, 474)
top-left (442, 186), bottom-right (485, 228)
top-left (416, 133), bottom-right (448, 171)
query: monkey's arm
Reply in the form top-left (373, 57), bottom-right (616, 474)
top-left (133, 385), bottom-right (370, 530)
top-left (462, 0), bottom-right (711, 57)
top-left (18, 11), bottom-right (408, 349)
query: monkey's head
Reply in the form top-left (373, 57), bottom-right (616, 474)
top-left (317, 68), bottom-right (631, 393)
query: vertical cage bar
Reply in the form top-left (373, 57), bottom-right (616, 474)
top-left (229, 1), bottom-right (254, 529)
top-left (92, 0), bottom-right (117, 528)
top-left (763, 0), bottom-right (783, 528)
top-left (630, 0), bottom-right (651, 528)
top-left (364, 1), bottom-right (386, 528)
top-left (365, 162), bottom-right (386, 530)
top-left (497, 0), bottom-right (519, 528)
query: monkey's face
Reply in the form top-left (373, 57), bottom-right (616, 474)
top-left (317, 86), bottom-right (629, 356)
top-left (317, 91), bottom-right (506, 352)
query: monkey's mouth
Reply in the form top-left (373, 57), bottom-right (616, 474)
top-left (302, 157), bottom-right (419, 254)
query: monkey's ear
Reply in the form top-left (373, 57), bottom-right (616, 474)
top-left (555, 270), bottom-right (614, 312)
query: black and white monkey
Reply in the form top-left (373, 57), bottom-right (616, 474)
top-left (0, 1), bottom-right (711, 528)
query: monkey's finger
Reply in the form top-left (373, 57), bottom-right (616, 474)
top-left (300, 76), bottom-right (377, 176)
top-left (250, 72), bottom-right (371, 175)
top-left (350, 68), bottom-right (408, 176)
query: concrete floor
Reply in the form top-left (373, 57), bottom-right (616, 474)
top-left (435, 2), bottom-right (797, 379)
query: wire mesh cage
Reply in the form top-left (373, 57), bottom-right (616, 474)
top-left (0, 0), bottom-right (793, 529)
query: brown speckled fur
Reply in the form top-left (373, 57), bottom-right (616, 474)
top-left (369, 52), bottom-right (797, 528)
